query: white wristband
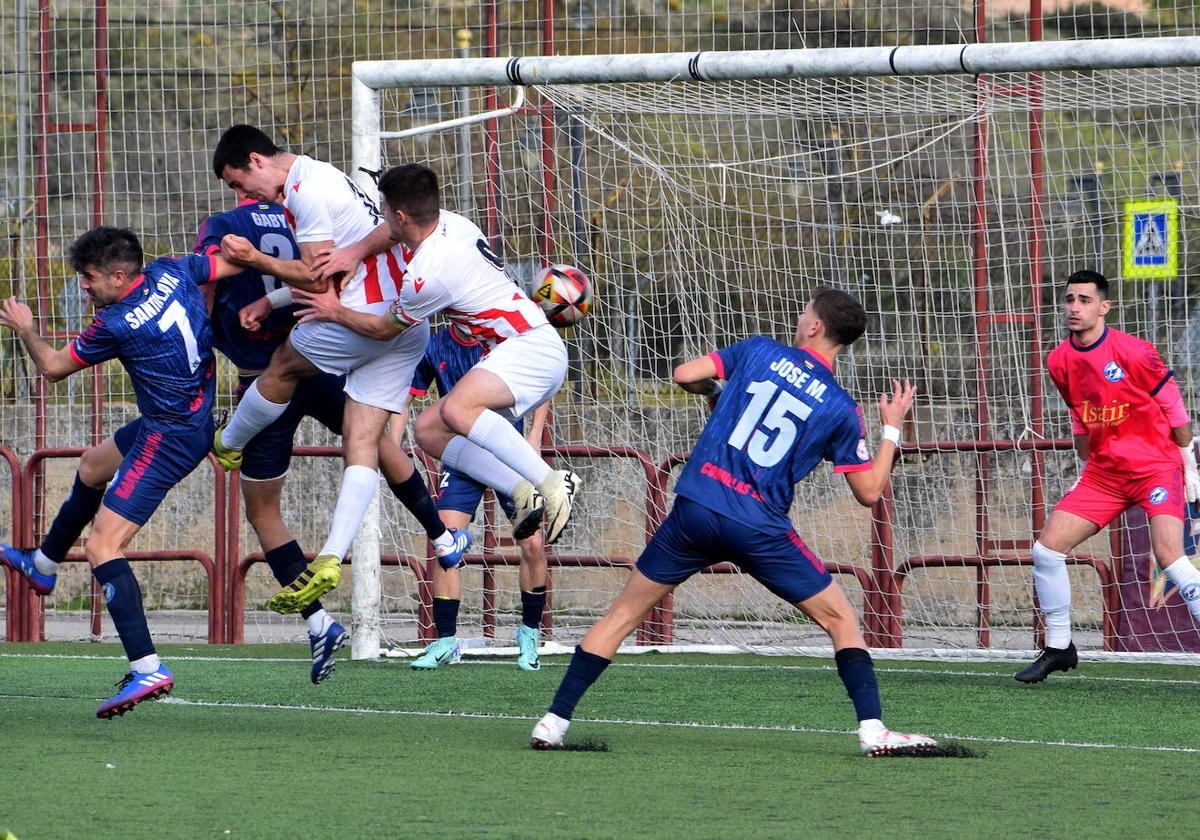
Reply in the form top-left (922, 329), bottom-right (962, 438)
top-left (881, 425), bottom-right (902, 445)
top-left (265, 286), bottom-right (294, 310)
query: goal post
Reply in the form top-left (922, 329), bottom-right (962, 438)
top-left (349, 36), bottom-right (1200, 663)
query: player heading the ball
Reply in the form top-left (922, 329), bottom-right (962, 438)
top-left (1016, 269), bottom-right (1200, 683)
top-left (298, 163), bottom-right (580, 546)
top-left (531, 288), bottom-right (938, 756)
top-left (209, 126), bottom-right (470, 617)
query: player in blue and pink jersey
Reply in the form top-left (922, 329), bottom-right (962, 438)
top-left (401, 326), bottom-right (549, 672)
top-left (0, 226), bottom-right (243, 718)
top-left (530, 287), bottom-right (938, 757)
top-left (1016, 269), bottom-right (1200, 682)
top-left (194, 199), bottom-right (462, 681)
top-left (195, 199), bottom-right (350, 682)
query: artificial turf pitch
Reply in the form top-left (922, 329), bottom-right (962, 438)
top-left (2, 643), bottom-right (1196, 839)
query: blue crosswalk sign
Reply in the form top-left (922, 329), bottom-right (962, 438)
top-left (1123, 199), bottom-right (1178, 280)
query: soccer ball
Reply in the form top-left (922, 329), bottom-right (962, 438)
top-left (532, 264), bottom-right (592, 327)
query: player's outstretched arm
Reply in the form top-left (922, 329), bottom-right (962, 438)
top-left (844, 379), bottom-right (916, 506)
top-left (292, 286), bottom-right (402, 341)
top-left (0, 297), bottom-right (85, 383)
top-left (311, 223), bottom-right (394, 283)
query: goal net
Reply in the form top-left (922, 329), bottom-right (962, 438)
top-left (356, 40), bottom-right (1200, 661)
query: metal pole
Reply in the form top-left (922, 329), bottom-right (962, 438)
top-left (455, 28), bottom-right (474, 215)
top-left (352, 37), bottom-right (1200, 89)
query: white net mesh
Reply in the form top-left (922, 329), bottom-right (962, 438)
top-left (372, 65), bottom-right (1200, 656)
top-left (2, 2), bottom-right (1199, 658)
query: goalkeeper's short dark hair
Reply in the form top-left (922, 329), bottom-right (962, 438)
top-left (811, 286), bottom-right (867, 347)
top-left (68, 227), bottom-right (143, 275)
top-left (1066, 269), bottom-right (1109, 299)
top-left (212, 125), bottom-right (283, 177)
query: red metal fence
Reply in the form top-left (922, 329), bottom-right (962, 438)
top-left (5, 438), bottom-right (1132, 649)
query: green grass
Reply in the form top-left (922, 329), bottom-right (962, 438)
top-left (2, 644), bottom-right (1197, 839)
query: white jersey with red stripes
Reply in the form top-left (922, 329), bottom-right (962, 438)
top-left (282, 155), bottom-right (403, 310)
top-left (390, 210), bottom-right (549, 346)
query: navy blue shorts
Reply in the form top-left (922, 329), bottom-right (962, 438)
top-left (637, 496), bottom-right (833, 604)
top-left (107, 417), bottom-right (212, 526)
top-left (437, 468), bottom-right (517, 522)
top-left (239, 373), bottom-right (347, 481)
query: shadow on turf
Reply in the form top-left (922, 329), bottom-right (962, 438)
top-left (872, 741), bottom-right (984, 758)
top-left (545, 738), bottom-right (611, 752)
top-left (543, 740), bottom-right (980, 757)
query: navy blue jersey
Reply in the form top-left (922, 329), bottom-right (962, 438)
top-left (410, 327), bottom-right (523, 433)
top-left (193, 200), bottom-right (300, 371)
top-left (673, 336), bottom-right (872, 533)
top-left (70, 255), bottom-right (217, 430)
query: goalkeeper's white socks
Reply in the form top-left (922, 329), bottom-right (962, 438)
top-left (318, 465), bottom-right (380, 559)
top-left (1032, 541), bottom-right (1072, 648)
top-left (224, 380), bottom-right (290, 449)
top-left (1163, 557), bottom-right (1200, 621)
top-left (467, 410), bottom-right (553, 486)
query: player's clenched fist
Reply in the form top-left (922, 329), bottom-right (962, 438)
top-left (238, 297), bottom-right (272, 332)
top-left (220, 233), bottom-right (258, 266)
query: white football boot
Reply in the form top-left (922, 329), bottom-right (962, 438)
top-left (530, 712), bottom-right (570, 749)
top-left (858, 723), bottom-right (938, 757)
top-left (539, 470), bottom-right (582, 546)
top-left (510, 480), bottom-right (544, 541)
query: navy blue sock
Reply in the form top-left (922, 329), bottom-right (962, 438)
top-left (93, 558), bottom-right (155, 662)
top-left (520, 586), bottom-right (547, 630)
top-left (388, 470), bottom-right (447, 541)
top-left (264, 541), bottom-right (323, 618)
top-left (548, 646), bottom-right (611, 720)
top-left (39, 473), bottom-right (105, 562)
top-left (433, 597), bottom-right (460, 637)
top-left (834, 647), bottom-right (882, 722)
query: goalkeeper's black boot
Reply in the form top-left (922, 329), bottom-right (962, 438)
top-left (1014, 642), bottom-right (1078, 683)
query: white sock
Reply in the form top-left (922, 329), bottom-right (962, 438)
top-left (33, 548), bottom-right (60, 575)
top-left (1032, 540), bottom-right (1072, 648)
top-left (432, 531), bottom-right (455, 552)
top-left (319, 465), bottom-right (381, 558)
top-left (306, 609), bottom-right (333, 636)
top-left (224, 380), bottom-right (290, 449)
top-left (466, 410), bottom-right (553, 486)
top-left (442, 436), bottom-right (525, 496)
top-left (858, 718), bottom-right (885, 734)
top-left (1163, 556), bottom-right (1200, 620)
top-left (130, 653), bottom-right (161, 674)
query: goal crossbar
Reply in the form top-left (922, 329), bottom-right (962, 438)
top-left (354, 36), bottom-right (1200, 90)
top-left (350, 35), bottom-right (1200, 198)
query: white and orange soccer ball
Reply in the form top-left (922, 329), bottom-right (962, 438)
top-left (532, 264), bottom-right (592, 328)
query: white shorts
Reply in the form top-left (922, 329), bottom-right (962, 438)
top-left (475, 324), bottom-right (567, 417)
top-left (289, 314), bottom-right (429, 414)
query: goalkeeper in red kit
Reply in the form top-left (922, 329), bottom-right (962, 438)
top-left (1017, 269), bottom-right (1200, 682)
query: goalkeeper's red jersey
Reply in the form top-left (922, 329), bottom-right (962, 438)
top-left (1047, 325), bottom-right (1181, 492)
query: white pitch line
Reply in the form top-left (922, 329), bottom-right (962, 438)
top-left (146, 697), bottom-right (1200, 754)
top-left (1, 692), bottom-right (1196, 753)
top-left (4, 651), bottom-right (1200, 686)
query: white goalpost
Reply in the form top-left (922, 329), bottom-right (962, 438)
top-left (348, 37), bottom-right (1200, 663)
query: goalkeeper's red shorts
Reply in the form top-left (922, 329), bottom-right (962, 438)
top-left (1055, 468), bottom-right (1184, 527)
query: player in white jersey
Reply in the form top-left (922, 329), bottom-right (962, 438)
top-left (209, 126), bottom-right (471, 614)
top-left (297, 163), bottom-right (580, 550)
